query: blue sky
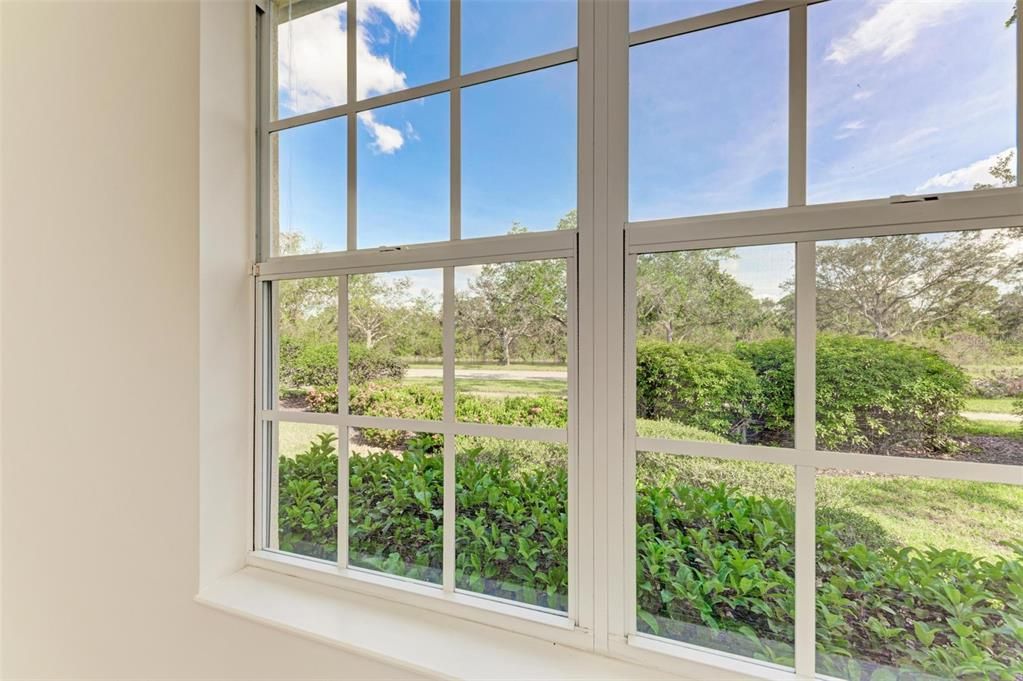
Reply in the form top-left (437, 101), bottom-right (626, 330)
top-left (276, 0), bottom-right (1017, 254)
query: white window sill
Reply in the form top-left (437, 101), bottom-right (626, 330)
top-left (196, 566), bottom-right (762, 680)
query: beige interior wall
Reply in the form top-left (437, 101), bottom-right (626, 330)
top-left (0, 1), bottom-right (422, 677)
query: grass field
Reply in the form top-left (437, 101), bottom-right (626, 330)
top-left (953, 418), bottom-right (1022, 438)
top-left (964, 397), bottom-right (1020, 414)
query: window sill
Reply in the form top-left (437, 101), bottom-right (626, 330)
top-left (195, 566), bottom-right (751, 680)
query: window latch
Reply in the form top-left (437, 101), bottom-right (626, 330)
top-left (378, 245), bottom-right (403, 252)
top-left (889, 194), bottom-right (939, 204)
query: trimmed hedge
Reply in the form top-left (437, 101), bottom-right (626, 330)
top-left (636, 341), bottom-right (761, 442)
top-left (279, 433), bottom-right (1023, 680)
top-left (638, 337), bottom-right (969, 454)
top-left (814, 335), bottom-right (968, 453)
top-left (307, 382), bottom-right (568, 449)
top-left (279, 339), bottom-right (407, 390)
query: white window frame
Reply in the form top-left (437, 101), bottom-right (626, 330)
top-left (252, 0), bottom-right (597, 650)
top-left (252, 0), bottom-right (1023, 678)
top-left (607, 2), bottom-right (1023, 680)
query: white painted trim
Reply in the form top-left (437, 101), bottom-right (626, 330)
top-left (256, 229), bottom-right (576, 279)
top-left (627, 189), bottom-right (1023, 253)
top-left (788, 4), bottom-right (806, 208)
top-left (629, 0), bottom-right (821, 48)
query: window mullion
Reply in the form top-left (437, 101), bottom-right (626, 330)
top-left (793, 240), bottom-right (817, 678)
top-left (442, 266), bottom-right (456, 593)
top-left (450, 0), bottom-right (461, 241)
top-left (788, 4), bottom-right (807, 208)
top-left (337, 274), bottom-right (351, 571)
top-left (346, 0), bottom-right (357, 250)
top-left (1017, 1), bottom-right (1022, 186)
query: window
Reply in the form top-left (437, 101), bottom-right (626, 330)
top-left (255, 1), bottom-right (1023, 678)
top-left (256, 0), bottom-right (581, 635)
top-left (625, 2), bottom-right (1022, 678)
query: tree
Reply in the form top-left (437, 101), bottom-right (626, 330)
top-left (815, 229), bottom-right (1023, 340)
top-left (635, 250), bottom-right (764, 345)
top-left (459, 256), bottom-right (567, 365)
top-left (974, 150), bottom-right (1016, 190)
top-left (277, 232), bottom-right (338, 343)
top-left (348, 273), bottom-right (414, 349)
top-left (454, 213), bottom-right (574, 365)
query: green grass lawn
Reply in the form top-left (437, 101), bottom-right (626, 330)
top-left (403, 375), bottom-right (567, 397)
top-left (953, 418), bottom-right (1023, 438)
top-left (279, 422), bottom-right (335, 459)
top-left (964, 397), bottom-right (1020, 414)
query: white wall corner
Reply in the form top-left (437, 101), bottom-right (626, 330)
top-left (199, 0), bottom-right (257, 590)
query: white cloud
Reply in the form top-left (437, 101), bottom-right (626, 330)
top-left (826, 0), bottom-right (966, 65)
top-left (835, 119), bottom-right (865, 140)
top-left (358, 111), bottom-right (405, 154)
top-left (852, 89), bottom-right (874, 101)
top-left (916, 147), bottom-right (1016, 192)
top-left (359, 0), bottom-right (420, 37)
top-left (277, 1), bottom-right (420, 151)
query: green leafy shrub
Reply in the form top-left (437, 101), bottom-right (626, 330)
top-left (280, 433), bottom-right (1023, 678)
top-left (307, 382), bottom-right (567, 448)
top-left (348, 434), bottom-right (444, 583)
top-left (349, 343), bottom-right (408, 383)
top-left (277, 431), bottom-right (338, 560)
top-left (735, 336), bottom-right (969, 453)
top-left (456, 448), bottom-right (568, 610)
top-left (455, 394), bottom-right (568, 428)
top-left (279, 339), bottom-right (407, 390)
top-left (280, 337), bottom-right (338, 388)
top-left (636, 341), bottom-right (761, 442)
top-left (815, 335), bottom-right (968, 453)
top-left (735, 338), bottom-right (795, 445)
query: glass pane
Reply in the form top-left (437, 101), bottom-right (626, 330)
top-left (816, 472), bottom-right (1023, 680)
top-left (277, 277), bottom-right (339, 413)
top-left (637, 453), bottom-right (795, 666)
top-left (277, 422), bottom-right (339, 561)
top-left (349, 427), bottom-right (443, 584)
top-left (455, 436), bottom-right (568, 611)
top-left (358, 93), bottom-right (449, 248)
top-left (630, 13), bottom-right (787, 221)
top-left (461, 0), bottom-right (576, 74)
top-left (274, 0), bottom-right (347, 119)
top-left (636, 245), bottom-right (795, 446)
top-left (348, 270), bottom-right (443, 422)
top-left (273, 117), bottom-right (347, 256)
top-left (630, 0), bottom-right (751, 31)
top-left (462, 64), bottom-right (576, 240)
top-left (454, 260), bottom-right (569, 427)
top-left (808, 0), bottom-right (1017, 204)
top-left (357, 0), bottom-right (448, 99)
top-left (815, 228), bottom-right (1023, 464)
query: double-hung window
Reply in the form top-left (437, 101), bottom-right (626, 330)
top-left (252, 0), bottom-right (1023, 678)
top-left (254, 0), bottom-right (587, 640)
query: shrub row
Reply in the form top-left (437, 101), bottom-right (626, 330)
top-left (279, 433), bottom-right (1023, 680)
top-left (637, 336), bottom-right (969, 453)
top-left (279, 339), bottom-right (407, 389)
top-left (307, 382), bottom-right (568, 449)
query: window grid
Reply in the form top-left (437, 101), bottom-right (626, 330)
top-left (620, 1), bottom-right (1023, 679)
top-left (254, 0), bottom-right (588, 638)
top-left (254, 0), bottom-right (1023, 678)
